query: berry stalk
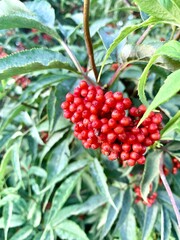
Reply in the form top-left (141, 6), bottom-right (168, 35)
top-left (159, 153), bottom-right (180, 228)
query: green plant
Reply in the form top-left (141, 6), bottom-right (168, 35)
top-left (0, 0), bottom-right (180, 239)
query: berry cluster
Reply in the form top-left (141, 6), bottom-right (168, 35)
top-left (163, 157), bottom-right (180, 176)
top-left (134, 186), bottom-right (157, 206)
top-left (14, 76), bottom-right (31, 89)
top-left (61, 81), bottom-right (162, 166)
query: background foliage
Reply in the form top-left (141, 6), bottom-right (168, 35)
top-left (0, 0), bottom-right (180, 239)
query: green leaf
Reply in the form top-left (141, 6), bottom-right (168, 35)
top-left (11, 140), bottom-right (22, 184)
top-left (0, 147), bottom-right (13, 188)
top-left (161, 111), bottom-right (180, 137)
top-left (135, 0), bottom-right (180, 25)
top-left (25, 0), bottom-right (55, 28)
top-left (158, 190), bottom-right (180, 209)
top-left (10, 225), bottom-right (33, 240)
top-left (0, 105), bottom-right (24, 133)
top-left (0, 214), bottom-right (25, 229)
top-left (29, 166), bottom-right (47, 178)
top-left (3, 201), bottom-right (13, 240)
top-left (40, 159), bottom-right (88, 195)
top-left (55, 220), bottom-right (89, 240)
top-left (90, 18), bottom-right (112, 37)
top-left (172, 219), bottom-right (180, 239)
top-left (0, 48), bottom-right (76, 81)
top-left (138, 69), bottom-right (180, 126)
top-left (49, 171), bottom-right (83, 221)
top-left (101, 192), bottom-right (124, 239)
top-left (114, 188), bottom-right (132, 231)
top-left (142, 203), bottom-right (159, 240)
top-left (140, 150), bottom-right (161, 201)
top-left (0, 0), bottom-right (59, 39)
top-left (161, 206), bottom-right (171, 240)
top-left (52, 193), bottom-right (108, 226)
top-left (47, 87), bottom-right (56, 133)
top-left (97, 17), bottom-right (158, 82)
top-left (119, 210), bottom-right (137, 240)
top-left (90, 158), bottom-right (116, 209)
top-left (138, 40), bottom-right (180, 108)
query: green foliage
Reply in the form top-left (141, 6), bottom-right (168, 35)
top-left (0, 0), bottom-right (179, 239)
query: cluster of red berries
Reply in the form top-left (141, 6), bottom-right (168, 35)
top-left (134, 186), bottom-right (157, 206)
top-left (61, 81), bottom-right (162, 166)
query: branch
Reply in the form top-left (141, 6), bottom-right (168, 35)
top-left (159, 152), bottom-right (180, 228)
top-left (107, 62), bottom-right (129, 87)
top-left (83, 0), bottom-right (98, 81)
top-left (136, 25), bottom-right (153, 45)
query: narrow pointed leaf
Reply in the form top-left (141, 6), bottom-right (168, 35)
top-left (9, 225), bottom-right (33, 240)
top-left (3, 202), bottom-right (13, 240)
top-left (90, 158), bottom-right (116, 209)
top-left (55, 220), bottom-right (89, 240)
top-left (140, 150), bottom-right (161, 201)
top-left (49, 171), bottom-right (83, 221)
top-left (142, 203), bottom-right (159, 240)
top-left (161, 206), bottom-right (171, 240)
top-left (138, 69), bottom-right (180, 126)
top-left (0, 48), bottom-right (76, 81)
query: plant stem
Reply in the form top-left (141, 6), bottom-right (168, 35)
top-left (83, 0), bottom-right (98, 81)
top-left (159, 153), bottom-right (180, 228)
top-left (107, 62), bottom-right (129, 87)
top-left (136, 25), bottom-right (153, 45)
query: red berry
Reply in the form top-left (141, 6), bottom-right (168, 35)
top-left (107, 132), bottom-right (117, 143)
top-left (132, 143), bottom-right (142, 153)
top-left (123, 98), bottom-right (132, 109)
top-left (127, 159), bottom-right (136, 166)
top-left (120, 151), bottom-right (130, 161)
top-left (66, 93), bottom-right (74, 102)
top-left (113, 92), bottom-right (123, 101)
top-left (122, 143), bottom-right (131, 152)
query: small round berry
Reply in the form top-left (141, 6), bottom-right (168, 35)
top-left (113, 92), bottom-right (123, 101)
top-left (137, 156), bottom-right (146, 165)
top-left (116, 102), bottom-right (124, 111)
top-left (61, 101), bottom-right (69, 109)
top-left (122, 143), bottom-right (131, 152)
top-left (102, 104), bottom-right (110, 113)
top-left (101, 124), bottom-right (111, 133)
top-left (132, 143), bottom-right (143, 153)
top-left (114, 126), bottom-right (124, 134)
top-left (69, 103), bottom-right (77, 112)
top-left (81, 89), bottom-right (88, 97)
top-left (120, 117), bottom-right (132, 126)
top-left (127, 159), bottom-right (136, 166)
top-left (138, 105), bottom-right (146, 115)
top-left (130, 151), bottom-right (140, 160)
top-left (112, 143), bottom-right (121, 153)
top-left (148, 123), bottom-right (158, 133)
top-left (108, 118), bottom-right (117, 128)
top-left (137, 133), bottom-right (145, 143)
top-left (112, 110), bottom-right (124, 120)
top-left (108, 152), bottom-right (118, 161)
top-left (79, 80), bottom-right (88, 89)
top-left (150, 132), bottom-right (160, 141)
top-left (66, 93), bottom-right (74, 102)
top-left (123, 98), bottom-right (132, 109)
top-left (63, 110), bottom-right (72, 119)
top-left (107, 132), bottom-right (117, 143)
top-left (74, 97), bottom-right (83, 105)
top-left (120, 151), bottom-right (130, 161)
top-left (105, 97), bottom-right (116, 107)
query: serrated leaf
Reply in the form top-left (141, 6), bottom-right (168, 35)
top-left (90, 158), bottom-right (116, 209)
top-left (49, 171), bottom-right (83, 221)
top-left (161, 206), bottom-right (171, 240)
top-left (0, 48), bottom-right (76, 81)
top-left (138, 40), bottom-right (180, 108)
top-left (25, 0), bottom-right (55, 28)
top-left (135, 0), bottom-right (180, 25)
top-left (0, 0), bottom-right (59, 39)
top-left (55, 220), bottom-right (89, 240)
top-left (10, 225), bottom-right (33, 240)
top-left (52, 193), bottom-right (108, 226)
top-left (3, 201), bottom-right (13, 240)
top-left (114, 188), bottom-right (132, 231)
top-left (97, 17), bottom-right (158, 82)
top-left (119, 210), bottom-right (137, 240)
top-left (140, 150), bottom-right (161, 201)
top-left (142, 203), bottom-right (159, 240)
top-left (161, 111), bottom-right (180, 137)
top-left (101, 192), bottom-right (124, 239)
